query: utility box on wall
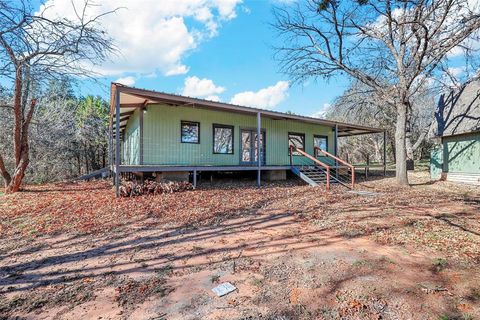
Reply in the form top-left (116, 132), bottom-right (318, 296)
top-left (406, 159), bottom-right (415, 171)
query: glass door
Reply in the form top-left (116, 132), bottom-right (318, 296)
top-left (240, 129), bottom-right (265, 165)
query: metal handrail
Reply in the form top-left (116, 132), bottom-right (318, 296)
top-left (290, 146), bottom-right (330, 190)
top-left (314, 147), bottom-right (355, 188)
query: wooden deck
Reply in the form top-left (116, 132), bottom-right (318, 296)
top-left (114, 165), bottom-right (291, 173)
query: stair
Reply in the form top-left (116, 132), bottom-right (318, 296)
top-left (291, 166), bottom-right (326, 186)
top-left (289, 146), bottom-right (355, 190)
top-left (291, 165), bottom-right (351, 188)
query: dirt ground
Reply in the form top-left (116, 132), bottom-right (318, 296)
top-left (0, 172), bottom-right (479, 320)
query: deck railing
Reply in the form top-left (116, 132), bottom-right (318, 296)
top-left (314, 146), bottom-right (355, 188)
top-left (289, 145), bottom-right (331, 190)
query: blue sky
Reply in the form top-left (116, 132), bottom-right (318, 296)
top-left (3, 0), bottom-right (476, 115)
top-left (60, 0), bottom-right (351, 117)
top-left (24, 0), bottom-right (479, 116)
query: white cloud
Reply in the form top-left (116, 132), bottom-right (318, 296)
top-left (370, 2), bottom-right (480, 59)
top-left (182, 76), bottom-right (225, 98)
top-left (114, 76), bottom-right (135, 86)
top-left (447, 67), bottom-right (465, 78)
top-left (447, 37), bottom-right (480, 57)
top-left (37, 0), bottom-right (242, 77)
top-left (311, 103), bottom-right (331, 118)
top-left (206, 95), bottom-right (221, 102)
top-left (272, 0), bottom-right (297, 4)
top-left (230, 81), bottom-right (289, 109)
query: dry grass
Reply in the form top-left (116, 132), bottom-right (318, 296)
top-left (0, 172), bottom-right (479, 319)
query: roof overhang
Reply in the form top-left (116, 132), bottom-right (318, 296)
top-left (440, 129), bottom-right (480, 139)
top-left (110, 83), bottom-right (385, 137)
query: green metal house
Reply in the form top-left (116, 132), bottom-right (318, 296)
top-left (431, 80), bottom-right (480, 185)
top-left (109, 83), bottom-right (385, 195)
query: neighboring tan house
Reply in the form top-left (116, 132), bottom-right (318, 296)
top-left (431, 79), bottom-right (480, 185)
top-left (109, 83), bottom-right (386, 195)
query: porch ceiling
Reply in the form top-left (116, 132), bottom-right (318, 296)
top-left (110, 83), bottom-right (384, 137)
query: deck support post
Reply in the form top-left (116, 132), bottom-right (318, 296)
top-left (383, 131), bottom-right (387, 176)
top-left (257, 112), bottom-right (261, 187)
top-left (193, 169), bottom-right (197, 189)
top-left (366, 155), bottom-right (370, 180)
top-left (115, 88), bottom-right (121, 197)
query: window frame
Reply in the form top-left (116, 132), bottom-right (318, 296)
top-left (313, 134), bottom-right (328, 152)
top-left (239, 128), bottom-right (266, 165)
top-left (288, 132), bottom-right (305, 155)
top-left (180, 120), bottom-right (200, 144)
top-left (212, 123), bottom-right (234, 154)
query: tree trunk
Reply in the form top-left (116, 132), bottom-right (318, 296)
top-left (4, 70), bottom-right (36, 194)
top-left (0, 154), bottom-right (12, 188)
top-left (5, 145), bottom-right (29, 193)
top-left (13, 68), bottom-right (23, 166)
top-left (395, 103), bottom-right (409, 186)
top-left (405, 119), bottom-right (415, 161)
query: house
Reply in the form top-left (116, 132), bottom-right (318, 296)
top-left (430, 79), bottom-right (480, 185)
top-left (109, 83), bottom-right (386, 196)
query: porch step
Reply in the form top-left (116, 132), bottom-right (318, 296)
top-left (291, 166), bottom-right (351, 188)
top-left (76, 167), bottom-right (110, 181)
top-left (289, 146), bottom-right (354, 190)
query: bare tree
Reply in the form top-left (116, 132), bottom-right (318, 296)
top-left (324, 80), bottom-right (437, 163)
top-left (0, 0), bottom-right (115, 192)
top-left (274, 0), bottom-right (480, 185)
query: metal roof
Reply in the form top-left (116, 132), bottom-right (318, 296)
top-left (436, 79), bottom-right (480, 138)
top-left (110, 83), bottom-right (384, 137)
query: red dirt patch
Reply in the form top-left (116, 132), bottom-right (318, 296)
top-left (0, 172), bottom-right (479, 319)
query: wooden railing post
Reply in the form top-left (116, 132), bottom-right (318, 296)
top-left (292, 146), bottom-right (331, 190)
top-left (351, 167), bottom-right (355, 188)
top-left (326, 168), bottom-right (330, 190)
top-left (314, 146), bottom-right (355, 188)
top-left (366, 155), bottom-right (370, 180)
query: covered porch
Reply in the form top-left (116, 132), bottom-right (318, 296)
top-left (109, 83), bottom-right (386, 196)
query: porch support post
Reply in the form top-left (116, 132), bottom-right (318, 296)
top-left (334, 124), bottom-right (338, 157)
top-left (115, 88), bottom-right (121, 197)
top-left (108, 120), bottom-right (113, 182)
top-left (257, 112), bottom-right (261, 187)
top-left (383, 131), bottom-right (387, 176)
top-left (334, 124), bottom-right (339, 179)
top-left (139, 106), bottom-right (144, 165)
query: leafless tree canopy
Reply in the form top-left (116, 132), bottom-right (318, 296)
top-left (0, 0), bottom-right (116, 192)
top-left (0, 0), bottom-right (115, 81)
top-left (324, 80), bottom-right (437, 163)
top-left (274, 0), bottom-right (480, 185)
top-left (0, 80), bottom-right (109, 184)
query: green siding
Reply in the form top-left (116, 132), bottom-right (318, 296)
top-left (122, 109), bottom-right (140, 165)
top-left (124, 104), bottom-right (335, 166)
top-left (443, 133), bottom-right (480, 173)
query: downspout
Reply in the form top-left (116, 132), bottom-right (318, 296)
top-left (139, 105), bottom-right (144, 165)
